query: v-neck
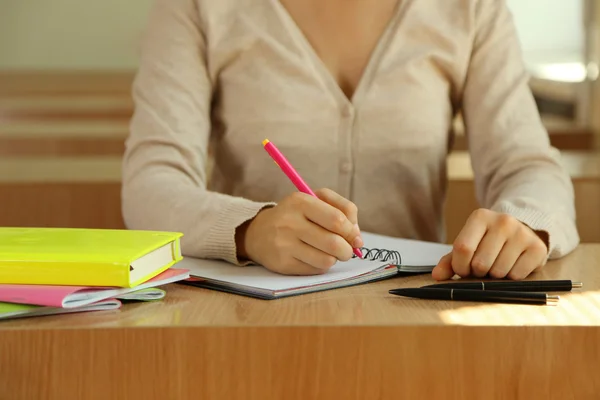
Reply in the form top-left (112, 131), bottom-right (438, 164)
top-left (271, 0), bottom-right (404, 108)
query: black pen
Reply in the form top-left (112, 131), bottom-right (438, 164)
top-left (420, 280), bottom-right (582, 292)
top-left (389, 288), bottom-right (560, 306)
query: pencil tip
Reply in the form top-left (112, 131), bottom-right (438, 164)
top-left (262, 138), bottom-right (270, 146)
top-left (354, 248), bottom-right (363, 259)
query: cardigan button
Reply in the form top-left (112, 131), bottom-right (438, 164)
top-left (341, 105), bottom-right (353, 117)
top-left (340, 162), bottom-right (352, 173)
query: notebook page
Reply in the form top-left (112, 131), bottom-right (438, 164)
top-left (178, 257), bottom-right (388, 291)
top-left (361, 232), bottom-right (452, 266)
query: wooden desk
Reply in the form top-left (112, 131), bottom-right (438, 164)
top-left (451, 113), bottom-right (597, 151)
top-left (0, 71), bottom-right (134, 97)
top-left (1, 245), bottom-right (599, 399)
top-left (0, 120), bottom-right (127, 156)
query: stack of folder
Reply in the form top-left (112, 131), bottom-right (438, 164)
top-left (0, 227), bottom-right (188, 320)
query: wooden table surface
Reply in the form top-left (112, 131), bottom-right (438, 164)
top-left (1, 245), bottom-right (599, 400)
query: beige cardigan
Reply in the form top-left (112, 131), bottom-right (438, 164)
top-left (122, 0), bottom-right (580, 265)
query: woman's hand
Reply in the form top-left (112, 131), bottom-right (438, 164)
top-left (237, 188), bottom-right (363, 275)
top-left (432, 208), bottom-right (549, 281)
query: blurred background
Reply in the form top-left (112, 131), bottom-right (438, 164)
top-left (1, 0), bottom-right (599, 243)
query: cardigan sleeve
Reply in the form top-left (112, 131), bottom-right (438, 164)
top-left (460, 0), bottom-right (580, 258)
top-left (121, 0), bottom-right (275, 264)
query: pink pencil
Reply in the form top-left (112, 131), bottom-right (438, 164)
top-left (262, 138), bottom-right (363, 259)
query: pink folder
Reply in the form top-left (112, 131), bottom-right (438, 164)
top-left (0, 268), bottom-right (189, 308)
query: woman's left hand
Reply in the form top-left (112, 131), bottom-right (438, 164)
top-left (432, 208), bottom-right (549, 281)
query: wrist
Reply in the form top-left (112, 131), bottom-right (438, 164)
top-left (533, 229), bottom-right (550, 252)
top-left (516, 219), bottom-right (550, 253)
top-left (235, 206), bottom-right (272, 263)
top-left (235, 219), bottom-right (252, 261)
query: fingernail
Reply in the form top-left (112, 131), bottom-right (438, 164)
top-left (352, 224), bottom-right (363, 247)
top-left (354, 224), bottom-right (362, 238)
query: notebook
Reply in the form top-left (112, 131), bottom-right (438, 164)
top-left (0, 227), bottom-right (183, 287)
top-left (180, 232), bottom-right (452, 299)
top-left (117, 287), bottom-right (166, 302)
top-left (0, 268), bottom-right (189, 308)
top-left (0, 299), bottom-right (122, 321)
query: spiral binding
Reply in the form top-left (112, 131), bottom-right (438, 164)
top-left (352, 247), bottom-right (402, 265)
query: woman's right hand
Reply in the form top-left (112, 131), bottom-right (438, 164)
top-left (237, 188), bottom-right (363, 275)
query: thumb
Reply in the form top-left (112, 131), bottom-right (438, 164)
top-left (431, 252), bottom-right (455, 281)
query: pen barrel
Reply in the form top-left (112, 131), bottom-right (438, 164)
top-left (263, 141), bottom-right (316, 196)
top-left (485, 280), bottom-right (573, 292)
top-left (424, 280), bottom-right (576, 292)
top-left (451, 289), bottom-right (551, 305)
top-left (390, 288), bottom-right (558, 305)
top-left (483, 285), bottom-right (570, 292)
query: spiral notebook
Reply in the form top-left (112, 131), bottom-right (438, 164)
top-left (179, 232), bottom-right (452, 299)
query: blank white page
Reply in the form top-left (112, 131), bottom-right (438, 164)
top-left (178, 256), bottom-right (388, 291)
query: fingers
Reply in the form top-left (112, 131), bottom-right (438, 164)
top-left (447, 209), bottom-right (550, 281)
top-left (470, 230), bottom-right (506, 278)
top-left (286, 257), bottom-right (330, 276)
top-left (451, 210), bottom-right (489, 277)
top-left (506, 239), bottom-right (548, 280)
top-left (431, 253), bottom-right (454, 281)
top-left (292, 239), bottom-right (340, 271)
top-left (487, 237), bottom-right (523, 279)
top-left (296, 218), bottom-right (354, 261)
top-left (314, 188), bottom-right (362, 247)
top-left (315, 188), bottom-right (359, 224)
top-left (252, 191), bottom-right (365, 276)
top-left (294, 192), bottom-right (362, 248)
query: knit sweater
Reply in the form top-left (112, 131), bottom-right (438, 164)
top-left (121, 0), bottom-right (580, 265)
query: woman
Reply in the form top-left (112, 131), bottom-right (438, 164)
top-left (122, 0), bottom-right (579, 280)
